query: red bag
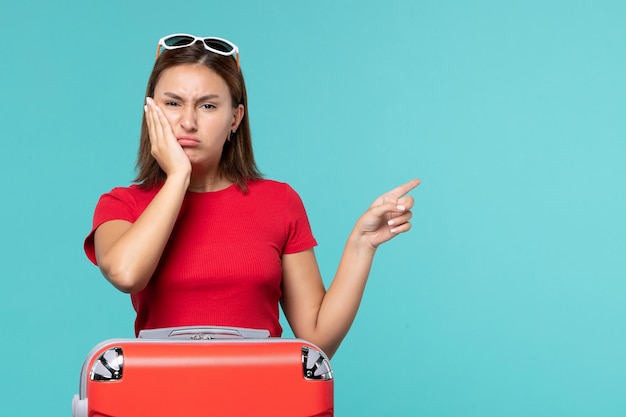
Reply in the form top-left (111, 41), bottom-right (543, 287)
top-left (72, 326), bottom-right (334, 417)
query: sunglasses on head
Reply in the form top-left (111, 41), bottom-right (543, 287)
top-left (156, 34), bottom-right (240, 68)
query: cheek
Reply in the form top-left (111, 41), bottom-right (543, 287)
top-left (202, 114), bottom-right (232, 133)
top-left (161, 109), bottom-right (179, 126)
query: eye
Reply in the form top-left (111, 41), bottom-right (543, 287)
top-left (164, 100), bottom-right (180, 107)
top-left (200, 103), bottom-right (216, 110)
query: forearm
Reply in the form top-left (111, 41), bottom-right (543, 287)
top-left (312, 231), bottom-right (377, 357)
top-left (97, 173), bottom-right (190, 293)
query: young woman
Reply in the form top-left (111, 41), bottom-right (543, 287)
top-left (84, 34), bottom-right (419, 358)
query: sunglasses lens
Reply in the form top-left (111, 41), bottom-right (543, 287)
top-left (163, 35), bottom-right (195, 48)
top-left (204, 39), bottom-right (234, 54)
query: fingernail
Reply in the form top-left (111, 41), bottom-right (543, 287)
top-left (390, 227), bottom-right (399, 234)
top-left (387, 219), bottom-right (395, 226)
top-left (144, 105), bottom-right (148, 112)
top-left (397, 205), bottom-right (406, 211)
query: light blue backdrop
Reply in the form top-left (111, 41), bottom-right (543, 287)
top-left (1, 0), bottom-right (624, 416)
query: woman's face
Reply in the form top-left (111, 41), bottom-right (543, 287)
top-left (152, 64), bottom-right (243, 168)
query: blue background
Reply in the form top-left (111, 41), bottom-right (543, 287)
top-left (1, 0), bottom-right (625, 415)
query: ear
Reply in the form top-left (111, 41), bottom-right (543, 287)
top-left (231, 104), bottom-right (245, 133)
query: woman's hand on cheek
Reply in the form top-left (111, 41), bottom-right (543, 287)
top-left (144, 97), bottom-right (191, 178)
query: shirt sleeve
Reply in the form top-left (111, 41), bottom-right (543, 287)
top-left (282, 184), bottom-right (318, 254)
top-left (83, 187), bottom-right (138, 265)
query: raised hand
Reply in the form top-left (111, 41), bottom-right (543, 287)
top-left (144, 97), bottom-right (191, 178)
top-left (354, 179), bottom-right (420, 249)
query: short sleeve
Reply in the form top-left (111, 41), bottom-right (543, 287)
top-left (83, 188), bottom-right (139, 265)
top-left (282, 184), bottom-right (317, 254)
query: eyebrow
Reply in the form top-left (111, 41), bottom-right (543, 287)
top-left (162, 92), bottom-right (222, 103)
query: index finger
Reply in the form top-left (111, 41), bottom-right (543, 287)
top-left (388, 178), bottom-right (421, 198)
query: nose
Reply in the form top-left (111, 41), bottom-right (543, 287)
top-left (180, 107), bottom-right (198, 132)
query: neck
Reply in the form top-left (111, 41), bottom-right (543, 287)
top-left (188, 175), bottom-right (232, 192)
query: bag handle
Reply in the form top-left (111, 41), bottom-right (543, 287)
top-left (138, 326), bottom-right (271, 340)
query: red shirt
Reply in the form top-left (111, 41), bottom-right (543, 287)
top-left (84, 180), bottom-right (317, 336)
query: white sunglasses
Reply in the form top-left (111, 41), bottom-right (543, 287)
top-left (156, 33), bottom-right (240, 68)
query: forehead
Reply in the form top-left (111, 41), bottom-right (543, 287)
top-left (155, 64), bottom-right (231, 97)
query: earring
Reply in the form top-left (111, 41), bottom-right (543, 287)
top-left (229, 131), bottom-right (236, 141)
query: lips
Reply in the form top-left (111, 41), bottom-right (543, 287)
top-left (176, 136), bottom-right (200, 147)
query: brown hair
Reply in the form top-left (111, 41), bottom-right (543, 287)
top-left (134, 42), bottom-right (262, 192)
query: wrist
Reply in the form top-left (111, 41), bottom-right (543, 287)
top-left (165, 171), bottom-right (191, 189)
top-left (347, 228), bottom-right (378, 256)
